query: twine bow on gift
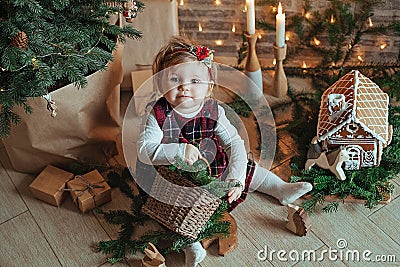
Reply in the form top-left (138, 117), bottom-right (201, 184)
top-left (65, 175), bottom-right (106, 206)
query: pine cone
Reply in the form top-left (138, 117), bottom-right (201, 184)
top-left (10, 32), bottom-right (28, 50)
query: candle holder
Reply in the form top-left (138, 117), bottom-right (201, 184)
top-left (272, 43), bottom-right (288, 98)
top-left (245, 32), bottom-right (263, 93)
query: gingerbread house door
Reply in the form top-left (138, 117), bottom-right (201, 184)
top-left (344, 146), bottom-right (362, 170)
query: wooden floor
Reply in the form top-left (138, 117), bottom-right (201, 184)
top-left (1, 89), bottom-right (399, 267)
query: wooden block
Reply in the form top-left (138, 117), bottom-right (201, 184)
top-left (67, 170), bottom-right (111, 213)
top-left (201, 212), bottom-right (238, 257)
top-left (218, 212), bottom-right (238, 256)
top-left (29, 165), bottom-right (74, 207)
top-left (286, 204), bottom-right (312, 236)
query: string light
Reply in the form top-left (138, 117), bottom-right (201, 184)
top-left (302, 61), bottom-right (308, 73)
top-left (348, 44), bottom-right (352, 49)
top-left (305, 12), bottom-right (311, 19)
top-left (330, 14), bottom-right (335, 24)
top-left (215, 40), bottom-right (223, 45)
top-left (380, 43), bottom-right (387, 50)
top-left (285, 34), bottom-right (289, 41)
top-left (198, 22), bottom-right (203, 32)
top-left (273, 59), bottom-right (276, 66)
top-left (368, 17), bottom-right (373, 27)
top-left (243, 5), bottom-right (247, 12)
top-left (179, 0), bottom-right (184, 6)
top-left (357, 55), bottom-right (363, 62)
top-left (313, 37), bottom-right (321, 46)
top-left (272, 6), bottom-right (277, 13)
top-left (232, 23), bottom-right (236, 32)
top-left (257, 32), bottom-right (262, 39)
top-left (215, 0), bottom-right (221, 5)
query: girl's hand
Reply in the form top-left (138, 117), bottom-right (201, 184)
top-left (184, 144), bottom-right (202, 165)
top-left (227, 187), bottom-right (242, 203)
top-left (226, 179), bottom-right (244, 203)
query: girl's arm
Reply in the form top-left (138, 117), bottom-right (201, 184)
top-left (137, 113), bottom-right (187, 165)
top-left (215, 105), bottom-right (248, 186)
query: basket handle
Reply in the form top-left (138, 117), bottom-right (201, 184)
top-left (199, 156), bottom-right (212, 176)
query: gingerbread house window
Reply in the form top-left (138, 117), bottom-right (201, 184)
top-left (327, 93), bottom-right (346, 116)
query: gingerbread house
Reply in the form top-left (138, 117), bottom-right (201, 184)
top-left (316, 70), bottom-right (392, 170)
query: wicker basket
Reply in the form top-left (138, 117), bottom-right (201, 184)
top-left (141, 165), bottom-right (222, 240)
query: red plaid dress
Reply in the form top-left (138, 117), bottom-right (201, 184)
top-left (137, 97), bottom-right (255, 211)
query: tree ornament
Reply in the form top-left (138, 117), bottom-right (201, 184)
top-left (10, 31), bottom-right (28, 50)
top-left (122, 1), bottom-right (138, 23)
top-left (43, 93), bottom-right (57, 117)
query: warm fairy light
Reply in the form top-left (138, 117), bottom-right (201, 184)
top-left (232, 23), bottom-right (236, 32)
top-left (380, 43), bottom-right (387, 50)
top-left (273, 59), bottom-right (276, 66)
top-left (332, 62), bottom-right (336, 66)
top-left (358, 55), bottom-right (363, 62)
top-left (330, 14), bottom-right (335, 24)
top-left (285, 34), bottom-right (289, 41)
top-left (179, 0), bottom-right (184, 6)
top-left (198, 23), bottom-right (203, 32)
top-left (305, 12), bottom-right (311, 19)
top-left (302, 61), bottom-right (307, 68)
top-left (258, 32), bottom-right (262, 39)
top-left (314, 37), bottom-right (321, 46)
top-left (348, 44), bottom-right (352, 49)
top-left (243, 5), bottom-right (247, 12)
top-left (368, 17), bottom-right (373, 27)
top-left (215, 0), bottom-right (221, 5)
top-left (272, 6), bottom-right (277, 12)
top-left (215, 40), bottom-right (223, 45)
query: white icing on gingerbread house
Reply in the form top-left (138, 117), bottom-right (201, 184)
top-left (316, 70), bottom-right (392, 170)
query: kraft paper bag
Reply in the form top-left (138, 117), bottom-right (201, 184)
top-left (2, 40), bottom-right (124, 174)
top-left (120, 0), bottom-right (179, 89)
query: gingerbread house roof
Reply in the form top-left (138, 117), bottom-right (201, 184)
top-left (317, 70), bottom-right (390, 144)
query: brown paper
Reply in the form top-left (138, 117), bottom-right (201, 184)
top-left (67, 170), bottom-right (111, 213)
top-left (2, 30), bottom-right (124, 174)
top-left (29, 165), bottom-right (74, 207)
top-left (121, 0), bottom-right (179, 89)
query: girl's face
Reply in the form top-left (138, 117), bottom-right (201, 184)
top-left (162, 62), bottom-right (212, 114)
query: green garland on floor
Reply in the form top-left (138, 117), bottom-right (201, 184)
top-left (290, 105), bottom-right (400, 213)
top-left (97, 157), bottom-right (237, 264)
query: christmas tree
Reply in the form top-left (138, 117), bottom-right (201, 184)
top-left (0, 0), bottom-right (144, 138)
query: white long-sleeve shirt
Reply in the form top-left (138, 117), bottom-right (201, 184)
top-left (137, 103), bottom-right (248, 185)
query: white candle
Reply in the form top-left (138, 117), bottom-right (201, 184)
top-left (276, 2), bottom-right (285, 47)
top-left (246, 0), bottom-right (255, 34)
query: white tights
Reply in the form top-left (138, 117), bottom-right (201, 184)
top-left (249, 163), bottom-right (313, 205)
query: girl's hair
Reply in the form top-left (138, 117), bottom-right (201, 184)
top-left (153, 35), bottom-right (199, 74)
top-left (152, 35), bottom-right (217, 94)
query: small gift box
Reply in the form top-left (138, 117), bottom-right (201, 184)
top-left (66, 170), bottom-right (111, 213)
top-left (29, 165), bottom-right (74, 207)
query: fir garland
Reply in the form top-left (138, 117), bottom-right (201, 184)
top-left (97, 157), bottom-right (238, 264)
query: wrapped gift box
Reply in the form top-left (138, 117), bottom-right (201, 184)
top-left (29, 165), bottom-right (74, 206)
top-left (67, 169), bottom-right (111, 213)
